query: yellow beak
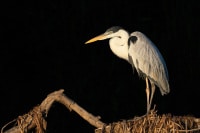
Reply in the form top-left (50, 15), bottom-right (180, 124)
top-left (85, 34), bottom-right (106, 44)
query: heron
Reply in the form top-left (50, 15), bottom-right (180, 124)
top-left (85, 26), bottom-right (170, 113)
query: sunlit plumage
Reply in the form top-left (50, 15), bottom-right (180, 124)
top-left (85, 26), bottom-right (170, 113)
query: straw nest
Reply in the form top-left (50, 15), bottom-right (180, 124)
top-left (96, 109), bottom-right (200, 133)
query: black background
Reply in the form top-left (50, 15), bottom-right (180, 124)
top-left (1, 0), bottom-right (200, 132)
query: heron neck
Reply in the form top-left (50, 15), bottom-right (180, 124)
top-left (109, 34), bottom-right (129, 61)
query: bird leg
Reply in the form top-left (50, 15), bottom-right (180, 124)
top-left (149, 81), bottom-right (156, 112)
top-left (145, 77), bottom-right (150, 113)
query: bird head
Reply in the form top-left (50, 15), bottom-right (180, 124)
top-left (85, 26), bottom-right (123, 44)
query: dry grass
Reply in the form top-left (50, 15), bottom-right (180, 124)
top-left (96, 109), bottom-right (200, 133)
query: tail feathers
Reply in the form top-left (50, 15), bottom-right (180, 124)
top-left (157, 80), bottom-right (170, 95)
top-left (148, 76), bottom-right (170, 95)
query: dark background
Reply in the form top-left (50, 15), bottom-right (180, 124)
top-left (0, 0), bottom-right (200, 132)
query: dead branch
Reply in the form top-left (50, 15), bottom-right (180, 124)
top-left (2, 89), bottom-right (200, 133)
top-left (1, 89), bottom-right (105, 133)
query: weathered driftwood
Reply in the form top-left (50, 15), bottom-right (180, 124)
top-left (1, 89), bottom-right (104, 133)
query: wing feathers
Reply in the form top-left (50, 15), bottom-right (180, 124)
top-left (128, 32), bottom-right (170, 95)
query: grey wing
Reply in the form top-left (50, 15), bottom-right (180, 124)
top-left (128, 32), bottom-right (170, 95)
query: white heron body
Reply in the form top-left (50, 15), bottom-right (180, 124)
top-left (85, 26), bottom-right (170, 113)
